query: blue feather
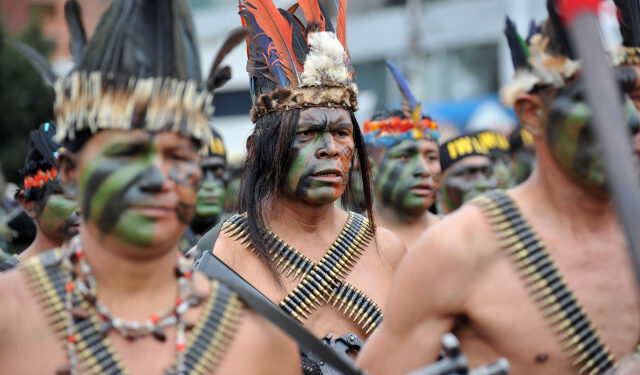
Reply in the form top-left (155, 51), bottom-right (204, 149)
top-left (241, 10), bottom-right (290, 87)
top-left (386, 60), bottom-right (418, 111)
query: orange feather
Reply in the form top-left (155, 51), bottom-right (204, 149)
top-left (241, 0), bottom-right (303, 84)
top-left (336, 0), bottom-right (347, 48)
top-left (297, 0), bottom-right (325, 29)
top-left (240, 0), bottom-right (250, 57)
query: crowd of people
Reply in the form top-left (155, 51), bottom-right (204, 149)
top-left (0, 0), bottom-right (639, 374)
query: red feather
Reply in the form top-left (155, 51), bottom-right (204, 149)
top-left (240, 0), bottom-right (250, 57)
top-left (336, 0), bottom-right (347, 48)
top-left (241, 0), bottom-right (303, 84)
top-left (297, 0), bottom-right (325, 30)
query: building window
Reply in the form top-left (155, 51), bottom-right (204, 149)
top-left (213, 90), bottom-right (252, 117)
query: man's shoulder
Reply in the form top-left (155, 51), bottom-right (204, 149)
top-left (410, 196), bottom-right (502, 275)
top-left (372, 224), bottom-right (407, 271)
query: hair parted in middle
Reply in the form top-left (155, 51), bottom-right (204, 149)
top-left (238, 108), bottom-right (375, 279)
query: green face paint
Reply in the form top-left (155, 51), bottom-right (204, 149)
top-left (285, 108), bottom-right (355, 205)
top-left (440, 156), bottom-right (496, 213)
top-left (374, 138), bottom-right (441, 216)
top-left (38, 193), bottom-right (79, 242)
top-left (195, 156), bottom-right (227, 220)
top-left (547, 82), bottom-right (639, 192)
top-left (79, 131), bottom-right (201, 248)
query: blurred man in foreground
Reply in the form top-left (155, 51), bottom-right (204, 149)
top-left (358, 14), bottom-right (640, 375)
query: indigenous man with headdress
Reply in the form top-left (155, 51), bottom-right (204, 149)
top-left (180, 126), bottom-right (229, 252)
top-left (0, 122), bottom-right (80, 272)
top-left (358, 4), bottom-right (640, 374)
top-left (0, 1), bottom-right (300, 374)
top-left (363, 61), bottom-right (441, 249)
top-left (437, 132), bottom-right (497, 215)
top-left (196, 0), bottom-right (406, 362)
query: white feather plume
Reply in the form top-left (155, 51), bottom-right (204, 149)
top-left (300, 31), bottom-right (351, 87)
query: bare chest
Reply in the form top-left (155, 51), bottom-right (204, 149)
top-left (462, 192), bottom-right (640, 374)
top-left (218, 234), bottom-right (393, 340)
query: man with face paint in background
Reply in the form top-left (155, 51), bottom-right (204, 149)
top-left (437, 133), bottom-right (497, 215)
top-left (364, 61), bottom-right (441, 249)
top-left (472, 129), bottom-right (512, 189)
top-left (0, 122), bottom-right (79, 272)
top-left (358, 8), bottom-right (640, 375)
top-left (180, 127), bottom-right (229, 253)
top-left (0, 1), bottom-right (301, 374)
top-left (195, 0), bottom-right (406, 371)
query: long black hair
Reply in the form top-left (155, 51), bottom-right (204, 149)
top-left (237, 108), bottom-right (375, 279)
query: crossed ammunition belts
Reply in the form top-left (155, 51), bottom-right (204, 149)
top-left (222, 212), bottom-right (383, 335)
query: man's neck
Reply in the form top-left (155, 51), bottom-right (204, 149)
top-left (79, 225), bottom-right (180, 312)
top-left (519, 150), bottom-right (616, 232)
top-left (20, 229), bottom-right (60, 261)
top-left (374, 203), bottom-right (427, 226)
top-left (267, 196), bottom-right (345, 239)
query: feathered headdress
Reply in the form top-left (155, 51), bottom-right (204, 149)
top-left (614, 0), bottom-right (640, 66)
top-left (240, 0), bottom-right (358, 123)
top-left (363, 61), bottom-right (438, 147)
top-left (500, 0), bottom-right (581, 107)
top-left (12, 0), bottom-right (244, 148)
top-left (19, 122), bottom-right (62, 201)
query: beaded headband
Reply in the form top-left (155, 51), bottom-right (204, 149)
top-left (23, 168), bottom-right (58, 190)
top-left (363, 116), bottom-right (439, 147)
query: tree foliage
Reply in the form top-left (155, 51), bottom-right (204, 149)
top-left (0, 12), bottom-right (55, 185)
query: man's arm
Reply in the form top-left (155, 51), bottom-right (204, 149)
top-left (357, 205), bottom-right (490, 375)
top-left (216, 308), bottom-right (301, 374)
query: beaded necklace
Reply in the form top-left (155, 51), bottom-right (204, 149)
top-left (57, 237), bottom-right (201, 375)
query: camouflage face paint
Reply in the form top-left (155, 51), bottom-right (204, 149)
top-left (195, 156), bottom-right (227, 219)
top-left (440, 156), bottom-right (496, 212)
top-left (285, 108), bottom-right (355, 205)
top-left (79, 131), bottom-right (201, 248)
top-left (374, 138), bottom-right (441, 216)
top-left (546, 82), bottom-right (638, 191)
top-left (38, 193), bottom-right (79, 242)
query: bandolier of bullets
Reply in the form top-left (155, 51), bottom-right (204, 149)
top-left (473, 191), bottom-right (616, 375)
top-left (221, 212), bottom-right (382, 334)
top-left (22, 249), bottom-right (243, 375)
